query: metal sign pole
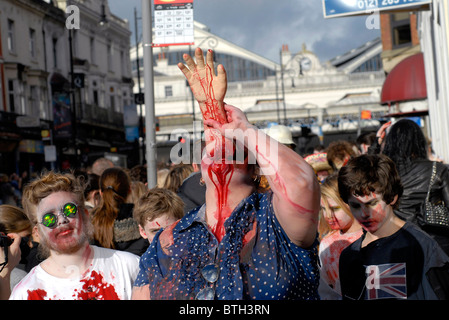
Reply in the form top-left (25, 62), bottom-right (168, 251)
top-left (141, 0), bottom-right (157, 188)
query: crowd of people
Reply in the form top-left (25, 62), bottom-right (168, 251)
top-left (0, 48), bottom-right (448, 300)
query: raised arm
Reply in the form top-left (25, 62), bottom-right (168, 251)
top-left (178, 48), bottom-right (228, 124)
top-left (205, 105), bottom-right (321, 248)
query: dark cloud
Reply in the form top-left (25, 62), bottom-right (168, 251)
top-left (108, 0), bottom-right (380, 63)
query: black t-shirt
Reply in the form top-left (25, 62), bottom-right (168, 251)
top-left (339, 222), bottom-right (449, 300)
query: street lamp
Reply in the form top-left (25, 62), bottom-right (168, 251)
top-left (99, 1), bottom-right (108, 27)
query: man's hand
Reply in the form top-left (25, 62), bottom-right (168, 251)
top-left (0, 233), bottom-right (22, 300)
top-left (178, 48), bottom-right (228, 124)
top-left (376, 121), bottom-right (392, 145)
top-left (0, 233), bottom-right (22, 276)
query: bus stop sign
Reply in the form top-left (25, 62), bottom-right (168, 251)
top-left (322, 0), bottom-right (431, 18)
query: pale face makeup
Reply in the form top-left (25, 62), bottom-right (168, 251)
top-left (321, 197), bottom-right (353, 231)
top-left (139, 215), bottom-right (178, 243)
top-left (346, 192), bottom-right (392, 234)
top-left (36, 191), bottom-right (87, 254)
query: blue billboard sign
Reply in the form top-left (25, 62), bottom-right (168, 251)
top-left (322, 0), bottom-right (431, 18)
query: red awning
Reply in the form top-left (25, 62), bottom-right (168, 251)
top-left (381, 52), bottom-right (427, 105)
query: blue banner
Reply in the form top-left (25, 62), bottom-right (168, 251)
top-left (322, 0), bottom-right (431, 18)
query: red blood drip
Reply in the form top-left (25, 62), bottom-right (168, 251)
top-left (75, 270), bottom-right (120, 300)
top-left (193, 59), bottom-right (234, 242)
top-left (197, 64), bottom-right (227, 124)
top-left (208, 160), bottom-right (234, 242)
top-left (27, 288), bottom-right (47, 300)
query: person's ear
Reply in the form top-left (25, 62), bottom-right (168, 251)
top-left (390, 194), bottom-right (399, 206)
top-left (138, 225), bottom-right (148, 239)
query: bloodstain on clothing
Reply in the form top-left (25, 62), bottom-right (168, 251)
top-left (27, 288), bottom-right (47, 300)
top-left (74, 270), bottom-right (119, 300)
top-left (26, 271), bottom-right (120, 300)
top-left (319, 229), bottom-right (363, 293)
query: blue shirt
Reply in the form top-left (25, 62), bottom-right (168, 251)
top-left (134, 191), bottom-right (320, 300)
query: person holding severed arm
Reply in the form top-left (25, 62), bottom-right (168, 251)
top-left (132, 48), bottom-right (321, 300)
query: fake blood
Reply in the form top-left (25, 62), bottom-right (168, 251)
top-left (194, 55), bottom-right (233, 242)
top-left (74, 270), bottom-right (119, 300)
top-left (27, 288), bottom-right (47, 300)
top-left (195, 53), bottom-right (227, 124)
top-left (26, 271), bottom-right (119, 300)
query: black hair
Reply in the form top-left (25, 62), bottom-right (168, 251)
top-left (382, 119), bottom-right (428, 169)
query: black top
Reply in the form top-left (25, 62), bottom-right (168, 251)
top-left (339, 222), bottom-right (449, 300)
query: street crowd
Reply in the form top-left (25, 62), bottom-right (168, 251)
top-left (0, 48), bottom-right (448, 300)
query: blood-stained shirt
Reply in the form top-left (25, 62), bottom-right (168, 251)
top-left (134, 191), bottom-right (320, 300)
top-left (318, 229), bottom-right (363, 298)
top-left (9, 246), bottom-right (139, 300)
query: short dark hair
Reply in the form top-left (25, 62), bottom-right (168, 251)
top-left (338, 154), bottom-right (403, 209)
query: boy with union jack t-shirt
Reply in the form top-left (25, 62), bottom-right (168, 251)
top-left (337, 154), bottom-right (449, 300)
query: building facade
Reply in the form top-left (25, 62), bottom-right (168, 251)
top-left (0, 0), bottom-right (135, 175)
top-left (131, 21), bottom-right (387, 157)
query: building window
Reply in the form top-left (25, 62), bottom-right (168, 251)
top-left (90, 37), bottom-right (96, 64)
top-left (165, 85), bottom-right (173, 97)
top-left (110, 95), bottom-right (116, 111)
top-left (17, 81), bottom-right (26, 115)
top-left (52, 38), bottom-right (58, 68)
top-left (29, 28), bottom-right (36, 59)
top-left (92, 80), bottom-right (99, 106)
top-left (120, 50), bottom-right (125, 76)
top-left (107, 41), bottom-right (113, 71)
top-left (93, 90), bottom-right (99, 106)
top-left (29, 86), bottom-right (39, 117)
top-left (7, 20), bottom-right (15, 53)
top-left (390, 12), bottom-right (412, 49)
top-left (40, 86), bottom-right (49, 120)
top-left (8, 80), bottom-right (15, 113)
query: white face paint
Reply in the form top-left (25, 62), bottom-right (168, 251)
top-left (347, 192), bottom-right (391, 233)
top-left (37, 191), bottom-right (87, 254)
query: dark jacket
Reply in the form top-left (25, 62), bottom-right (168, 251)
top-left (177, 172), bottom-right (206, 214)
top-left (394, 159), bottom-right (449, 255)
top-left (113, 203), bottom-right (149, 256)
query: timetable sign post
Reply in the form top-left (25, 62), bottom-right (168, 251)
top-left (153, 0), bottom-right (194, 47)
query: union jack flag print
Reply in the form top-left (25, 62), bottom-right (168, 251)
top-left (365, 263), bottom-right (407, 299)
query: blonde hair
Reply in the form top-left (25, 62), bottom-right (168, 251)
top-left (21, 171), bottom-right (90, 258)
top-left (318, 173), bottom-right (354, 240)
top-left (129, 181), bottom-right (147, 204)
top-left (22, 170), bottom-right (86, 225)
top-left (0, 205), bottom-right (32, 235)
top-left (133, 188), bottom-right (184, 227)
top-left (157, 168), bottom-right (169, 188)
top-left (163, 164), bottom-right (194, 192)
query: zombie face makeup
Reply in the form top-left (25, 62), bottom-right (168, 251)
top-left (347, 192), bottom-right (391, 233)
top-left (36, 191), bottom-right (87, 254)
top-left (321, 197), bottom-right (353, 231)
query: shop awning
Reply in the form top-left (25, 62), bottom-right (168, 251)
top-left (381, 52), bottom-right (427, 105)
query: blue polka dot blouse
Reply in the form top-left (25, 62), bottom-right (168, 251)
top-left (134, 191), bottom-right (320, 300)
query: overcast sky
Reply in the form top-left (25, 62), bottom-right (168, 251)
top-left (108, 0), bottom-right (380, 63)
